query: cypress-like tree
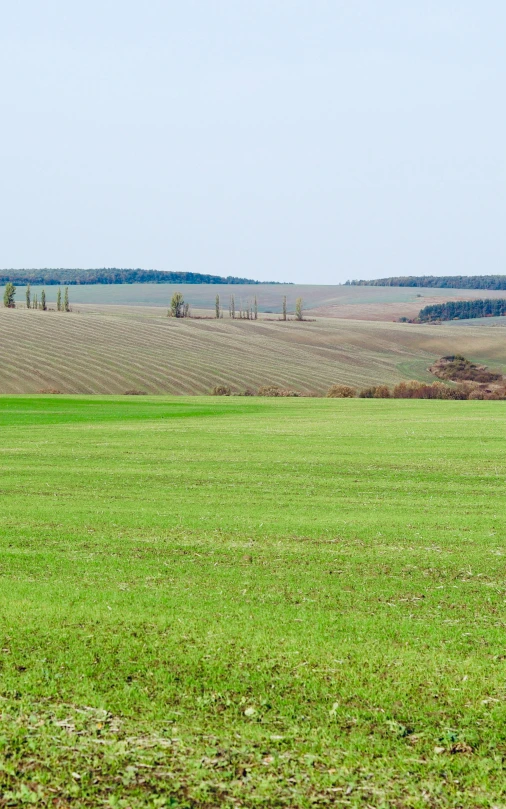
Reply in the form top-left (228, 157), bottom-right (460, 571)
top-left (41, 289), bottom-right (47, 311)
top-left (295, 297), bottom-right (303, 321)
top-left (230, 295), bottom-right (235, 319)
top-left (26, 284), bottom-right (31, 309)
top-left (63, 286), bottom-right (69, 312)
top-left (254, 295), bottom-right (258, 320)
top-left (282, 295), bottom-right (287, 321)
top-left (215, 294), bottom-right (220, 319)
top-left (3, 282), bottom-right (16, 308)
top-left (56, 288), bottom-right (62, 311)
top-left (33, 294), bottom-right (38, 310)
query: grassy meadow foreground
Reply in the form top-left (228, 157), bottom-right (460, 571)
top-left (1, 396), bottom-right (506, 807)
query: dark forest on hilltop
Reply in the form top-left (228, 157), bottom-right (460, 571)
top-left (418, 298), bottom-right (506, 322)
top-left (347, 275), bottom-right (506, 290)
top-left (0, 268), bottom-right (278, 286)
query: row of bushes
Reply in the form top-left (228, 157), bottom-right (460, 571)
top-left (212, 381), bottom-right (506, 400)
top-left (212, 385), bottom-right (301, 397)
top-left (326, 380), bottom-right (505, 400)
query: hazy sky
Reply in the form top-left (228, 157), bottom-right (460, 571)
top-left (2, 1), bottom-right (504, 283)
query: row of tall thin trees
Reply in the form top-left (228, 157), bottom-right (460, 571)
top-left (2, 282), bottom-right (70, 311)
top-left (168, 292), bottom-right (304, 320)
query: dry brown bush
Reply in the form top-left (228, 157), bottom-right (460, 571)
top-left (359, 385), bottom-right (390, 398)
top-left (257, 385), bottom-right (299, 397)
top-left (374, 385), bottom-right (391, 398)
top-left (483, 389), bottom-right (505, 400)
top-left (432, 356), bottom-right (502, 384)
top-left (37, 388), bottom-right (62, 394)
top-left (326, 384), bottom-right (356, 398)
top-left (211, 385), bottom-right (232, 396)
top-left (392, 381), bottom-right (419, 398)
top-left (392, 380), bottom-right (470, 399)
top-left (468, 388), bottom-right (485, 400)
top-left (124, 389), bottom-right (147, 395)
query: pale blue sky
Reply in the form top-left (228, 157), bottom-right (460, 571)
top-left (1, 1), bottom-right (504, 283)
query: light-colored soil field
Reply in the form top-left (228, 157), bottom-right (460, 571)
top-left (2, 396), bottom-right (506, 807)
top-left (1, 307), bottom-right (506, 394)
top-left (14, 282), bottom-right (506, 320)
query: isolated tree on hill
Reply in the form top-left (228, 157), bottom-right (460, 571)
top-left (25, 284), bottom-right (31, 309)
top-left (41, 289), bottom-right (47, 311)
top-left (63, 286), bottom-right (69, 312)
top-left (3, 282), bottom-right (16, 308)
top-left (56, 288), bottom-right (62, 311)
top-left (282, 295), bottom-right (287, 321)
top-left (215, 294), bottom-right (220, 319)
top-left (295, 297), bottom-right (303, 321)
top-left (169, 292), bottom-right (186, 318)
top-left (254, 295), bottom-right (258, 320)
top-left (230, 294), bottom-right (235, 319)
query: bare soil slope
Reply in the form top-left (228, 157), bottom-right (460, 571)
top-left (2, 308), bottom-right (505, 394)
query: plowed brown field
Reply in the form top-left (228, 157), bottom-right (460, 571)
top-left (1, 307), bottom-right (505, 394)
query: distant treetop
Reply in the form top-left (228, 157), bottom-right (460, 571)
top-left (346, 275), bottom-right (506, 290)
top-left (0, 268), bottom-right (282, 286)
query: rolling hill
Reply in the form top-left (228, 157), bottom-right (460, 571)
top-left (1, 306), bottom-right (505, 394)
top-left (12, 282), bottom-right (506, 321)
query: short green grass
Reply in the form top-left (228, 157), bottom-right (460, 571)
top-left (1, 396), bottom-right (506, 808)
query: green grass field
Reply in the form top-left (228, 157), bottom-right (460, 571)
top-left (2, 396), bottom-right (506, 807)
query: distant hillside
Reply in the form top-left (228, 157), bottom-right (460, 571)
top-left (0, 268), bottom-right (274, 286)
top-left (1, 306), bottom-right (505, 394)
top-left (418, 298), bottom-right (506, 322)
top-left (347, 275), bottom-right (506, 290)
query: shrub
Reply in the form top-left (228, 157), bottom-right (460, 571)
top-left (257, 385), bottom-right (299, 397)
top-left (212, 385), bottom-right (232, 396)
top-left (359, 385), bottom-right (391, 398)
top-left (484, 390), bottom-right (505, 400)
top-left (393, 381), bottom-right (420, 398)
top-left (431, 356), bottom-right (501, 384)
top-left (37, 388), bottom-right (62, 394)
top-left (124, 389), bottom-right (147, 395)
top-left (393, 380), bottom-right (473, 400)
top-left (441, 386), bottom-right (469, 400)
top-left (326, 384), bottom-right (356, 398)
